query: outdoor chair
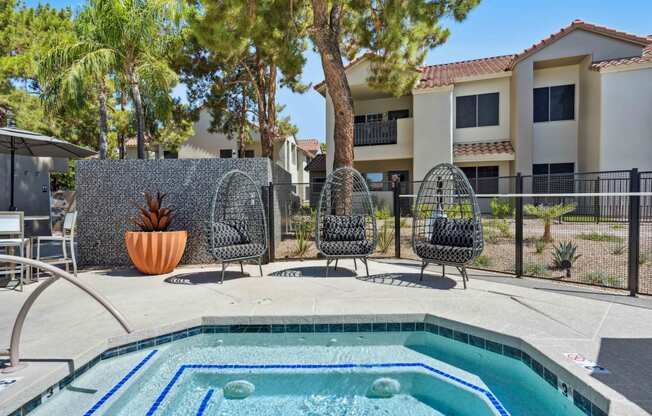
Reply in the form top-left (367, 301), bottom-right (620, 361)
top-left (35, 211), bottom-right (78, 278)
top-left (206, 170), bottom-right (267, 283)
top-left (0, 211), bottom-right (30, 290)
top-left (412, 163), bottom-right (483, 289)
top-left (316, 167), bottom-right (377, 277)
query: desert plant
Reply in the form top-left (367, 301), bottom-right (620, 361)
top-left (130, 192), bottom-right (175, 232)
top-left (494, 219), bottom-right (512, 238)
top-left (490, 197), bottom-right (514, 219)
top-left (377, 222), bottom-right (395, 254)
top-left (524, 263), bottom-right (550, 277)
top-left (445, 201), bottom-right (473, 219)
top-left (293, 211), bottom-right (315, 258)
top-left (576, 232), bottom-right (623, 242)
top-left (534, 239), bottom-right (546, 254)
top-left (484, 229), bottom-right (501, 244)
top-left (551, 241), bottom-right (581, 276)
top-left (524, 203), bottom-right (576, 242)
top-left (582, 271), bottom-right (621, 287)
top-left (610, 224), bottom-right (624, 231)
top-left (473, 254), bottom-right (492, 268)
top-left (611, 244), bottom-right (626, 255)
top-left (641, 253), bottom-right (650, 266)
top-left (375, 207), bottom-right (392, 220)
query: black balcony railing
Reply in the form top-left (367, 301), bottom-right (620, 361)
top-left (354, 120), bottom-right (397, 146)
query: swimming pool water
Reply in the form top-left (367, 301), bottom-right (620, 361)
top-left (30, 331), bottom-right (585, 416)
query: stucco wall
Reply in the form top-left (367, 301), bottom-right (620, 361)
top-left (532, 65), bottom-right (579, 165)
top-left (578, 56), bottom-right (602, 172)
top-left (412, 88), bottom-right (453, 181)
top-left (454, 77), bottom-right (511, 143)
top-left (76, 158), bottom-right (275, 267)
top-left (354, 117), bottom-right (413, 161)
top-left (354, 96), bottom-right (413, 116)
top-left (600, 66), bottom-right (652, 172)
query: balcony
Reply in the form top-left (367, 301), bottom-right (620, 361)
top-left (354, 120), bottom-right (397, 146)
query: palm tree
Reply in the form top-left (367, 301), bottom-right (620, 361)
top-left (38, 10), bottom-right (116, 159)
top-left (524, 203), bottom-right (577, 242)
top-left (80, 0), bottom-right (181, 159)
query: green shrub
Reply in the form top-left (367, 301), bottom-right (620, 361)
top-left (582, 272), bottom-right (621, 287)
top-left (494, 219), bottom-right (512, 238)
top-left (484, 230), bottom-right (501, 244)
top-left (534, 239), bottom-right (546, 254)
top-left (490, 197), bottom-right (514, 219)
top-left (375, 207), bottom-right (392, 220)
top-left (551, 241), bottom-right (581, 273)
top-left (576, 232), bottom-right (623, 242)
top-left (641, 253), bottom-right (650, 266)
top-left (610, 224), bottom-right (624, 231)
top-left (524, 263), bottom-right (550, 277)
top-left (444, 201), bottom-right (473, 219)
top-left (292, 211), bottom-right (315, 258)
top-left (473, 255), bottom-right (492, 268)
top-left (377, 222), bottom-right (394, 254)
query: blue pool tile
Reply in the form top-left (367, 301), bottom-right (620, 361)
top-left (503, 345), bottom-right (521, 360)
top-left (300, 324), bottom-right (315, 333)
top-left (285, 324), bottom-right (301, 333)
top-left (229, 325), bottom-right (247, 333)
top-left (415, 322), bottom-right (425, 331)
top-left (314, 324), bottom-right (329, 333)
top-left (453, 331), bottom-right (469, 344)
top-left (439, 326), bottom-right (454, 339)
top-left (188, 327), bottom-right (202, 336)
top-left (591, 403), bottom-right (607, 416)
top-left (138, 339), bottom-right (156, 350)
top-left (425, 323), bottom-right (438, 334)
top-left (531, 360), bottom-right (544, 377)
top-left (573, 390), bottom-right (592, 415)
top-left (521, 351), bottom-right (532, 367)
top-left (543, 368), bottom-right (558, 389)
top-left (358, 323), bottom-right (372, 332)
top-left (101, 349), bottom-right (119, 360)
top-left (469, 334), bottom-right (485, 349)
top-left (271, 324), bottom-right (285, 333)
top-left (342, 323), bottom-right (358, 332)
top-left (485, 340), bottom-right (503, 354)
top-left (400, 322), bottom-right (416, 332)
top-left (22, 395), bottom-right (41, 414)
top-left (386, 322), bottom-right (401, 332)
top-left (328, 323), bottom-right (343, 332)
top-left (172, 330), bottom-right (188, 340)
top-left (372, 323), bottom-right (387, 332)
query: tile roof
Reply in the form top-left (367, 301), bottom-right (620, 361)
top-left (296, 138), bottom-right (320, 156)
top-left (591, 54), bottom-right (652, 71)
top-left (511, 20), bottom-right (650, 68)
top-left (304, 153), bottom-right (326, 172)
top-left (315, 20), bottom-right (650, 91)
top-left (454, 141), bottom-right (514, 158)
top-left (417, 55), bottom-right (514, 89)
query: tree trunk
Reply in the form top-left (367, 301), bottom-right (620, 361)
top-left (310, 0), bottom-right (354, 169)
top-left (127, 66), bottom-right (146, 159)
top-left (98, 80), bottom-right (109, 160)
top-left (253, 54), bottom-right (275, 159)
top-left (543, 221), bottom-right (552, 242)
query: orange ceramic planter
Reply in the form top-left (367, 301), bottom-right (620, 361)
top-left (125, 231), bottom-right (187, 275)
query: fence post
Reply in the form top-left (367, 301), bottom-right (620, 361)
top-left (627, 168), bottom-right (640, 296)
top-left (515, 173), bottom-right (524, 277)
top-left (267, 182), bottom-right (275, 264)
top-left (392, 175), bottom-right (401, 258)
top-left (594, 176), bottom-right (600, 223)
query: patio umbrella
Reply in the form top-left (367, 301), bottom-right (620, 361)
top-left (0, 127), bottom-right (97, 210)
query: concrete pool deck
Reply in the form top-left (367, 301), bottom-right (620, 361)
top-left (1, 259), bottom-right (651, 416)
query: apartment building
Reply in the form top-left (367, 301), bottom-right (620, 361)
top-left (178, 110), bottom-right (317, 185)
top-left (316, 20), bottom-right (652, 193)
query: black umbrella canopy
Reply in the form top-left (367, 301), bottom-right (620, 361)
top-left (0, 127), bottom-right (97, 158)
top-left (0, 127), bottom-right (97, 210)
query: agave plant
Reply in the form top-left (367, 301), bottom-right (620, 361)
top-left (131, 192), bottom-right (175, 232)
top-left (552, 240), bottom-right (581, 277)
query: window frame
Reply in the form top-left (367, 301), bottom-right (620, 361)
top-left (533, 84), bottom-right (575, 123)
top-left (456, 92), bottom-right (500, 129)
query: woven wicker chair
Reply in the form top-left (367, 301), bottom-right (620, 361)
top-left (206, 170), bottom-right (267, 283)
top-left (412, 163), bottom-right (483, 288)
top-left (316, 167), bottom-right (377, 277)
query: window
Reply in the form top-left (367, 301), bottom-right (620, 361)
top-left (291, 144), bottom-right (297, 164)
top-left (456, 93), bottom-right (499, 128)
top-left (533, 163), bottom-right (575, 193)
top-left (388, 109), bottom-right (410, 120)
top-left (364, 172), bottom-right (384, 191)
top-left (460, 165), bottom-right (499, 194)
top-left (366, 113), bottom-right (383, 122)
top-left (354, 115), bottom-right (366, 124)
top-left (244, 150), bottom-right (255, 158)
top-left (533, 84), bottom-right (574, 122)
top-left (219, 149), bottom-right (232, 158)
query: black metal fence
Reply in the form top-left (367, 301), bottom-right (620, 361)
top-left (268, 169), bottom-right (652, 296)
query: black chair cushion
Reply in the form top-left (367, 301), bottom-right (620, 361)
top-left (430, 218), bottom-right (476, 248)
top-left (210, 243), bottom-right (265, 261)
top-left (206, 220), bottom-right (251, 247)
top-left (323, 215), bottom-right (366, 242)
top-left (415, 242), bottom-right (475, 264)
top-left (320, 240), bottom-right (374, 256)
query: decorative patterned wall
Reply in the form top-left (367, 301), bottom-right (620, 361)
top-left (76, 158), bottom-right (273, 267)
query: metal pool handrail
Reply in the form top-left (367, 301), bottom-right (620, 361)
top-left (0, 255), bottom-right (133, 373)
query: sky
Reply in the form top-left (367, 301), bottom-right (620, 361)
top-left (25, 0), bottom-right (652, 142)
